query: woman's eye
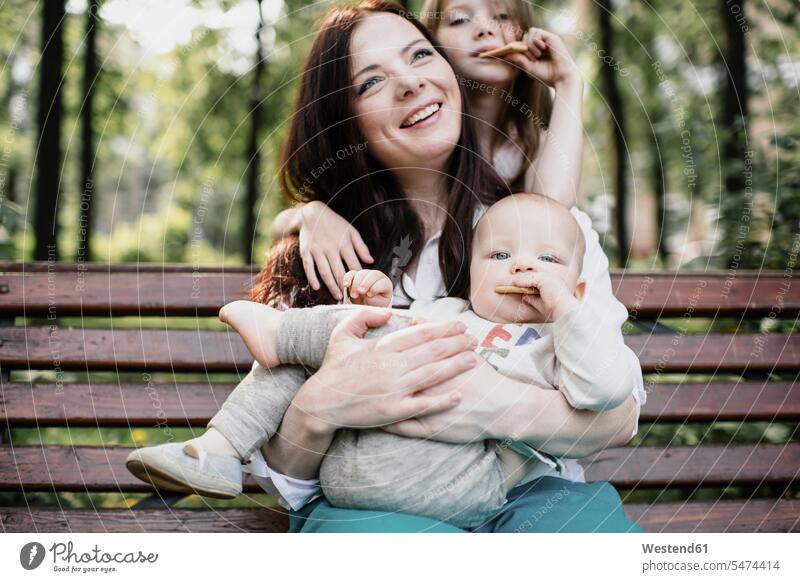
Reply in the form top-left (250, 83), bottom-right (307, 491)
top-left (539, 255), bottom-right (559, 264)
top-left (491, 251), bottom-right (511, 261)
top-left (411, 48), bottom-right (433, 63)
top-left (447, 14), bottom-right (469, 25)
top-left (358, 76), bottom-right (382, 95)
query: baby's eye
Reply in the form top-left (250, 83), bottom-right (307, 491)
top-left (358, 76), bottom-right (382, 95)
top-left (495, 12), bottom-right (511, 21)
top-left (411, 48), bottom-right (433, 63)
top-left (539, 255), bottom-right (560, 264)
top-left (491, 251), bottom-right (511, 261)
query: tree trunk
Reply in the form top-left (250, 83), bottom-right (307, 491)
top-left (34, 0), bottom-right (66, 261)
top-left (597, 0), bottom-right (629, 266)
top-left (243, 0), bottom-right (265, 265)
top-left (719, 0), bottom-right (749, 266)
top-left (651, 132), bottom-right (668, 264)
top-left (77, 0), bottom-right (99, 263)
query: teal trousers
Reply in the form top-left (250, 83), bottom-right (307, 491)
top-left (289, 476), bottom-right (643, 533)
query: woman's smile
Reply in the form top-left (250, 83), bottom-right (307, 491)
top-left (400, 101), bottom-right (443, 129)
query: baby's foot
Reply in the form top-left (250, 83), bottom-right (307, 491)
top-left (183, 427), bottom-right (240, 460)
top-left (219, 300), bottom-right (283, 368)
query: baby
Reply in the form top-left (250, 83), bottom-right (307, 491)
top-left (128, 194), bottom-right (636, 527)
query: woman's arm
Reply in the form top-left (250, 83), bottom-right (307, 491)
top-left (270, 205), bottom-right (306, 240)
top-left (382, 356), bottom-right (638, 458)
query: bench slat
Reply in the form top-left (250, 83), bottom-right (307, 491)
top-left (3, 381), bottom-right (799, 426)
top-left (2, 327), bottom-right (800, 372)
top-left (1, 444), bottom-right (797, 491)
top-left (583, 443), bottom-right (800, 488)
top-left (2, 266), bottom-right (799, 318)
top-left (624, 499), bottom-right (800, 533)
top-left (0, 507), bottom-right (289, 533)
top-left (2, 500), bottom-right (797, 532)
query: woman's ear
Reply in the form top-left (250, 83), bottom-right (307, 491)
top-left (573, 278), bottom-right (586, 301)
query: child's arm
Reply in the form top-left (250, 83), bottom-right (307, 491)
top-left (550, 306), bottom-right (636, 411)
top-left (501, 28), bottom-right (583, 208)
top-left (512, 272), bottom-right (633, 411)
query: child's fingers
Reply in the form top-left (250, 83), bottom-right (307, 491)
top-left (343, 270), bottom-right (357, 288)
top-left (357, 270), bottom-right (381, 293)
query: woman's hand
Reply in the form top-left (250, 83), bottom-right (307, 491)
top-left (501, 28), bottom-right (581, 89)
top-left (292, 308), bottom-right (481, 435)
top-left (381, 357), bottom-right (524, 443)
top-left (298, 201), bottom-right (374, 300)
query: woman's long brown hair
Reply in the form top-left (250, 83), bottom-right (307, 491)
top-left (421, 0), bottom-right (554, 190)
top-left (253, 0), bottom-right (509, 308)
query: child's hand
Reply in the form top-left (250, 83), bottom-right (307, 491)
top-left (500, 28), bottom-right (581, 90)
top-left (343, 269), bottom-right (393, 307)
top-left (510, 272), bottom-right (584, 321)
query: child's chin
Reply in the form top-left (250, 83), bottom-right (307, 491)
top-left (512, 302), bottom-right (548, 324)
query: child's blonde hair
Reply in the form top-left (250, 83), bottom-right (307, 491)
top-left (420, 0), bottom-right (553, 189)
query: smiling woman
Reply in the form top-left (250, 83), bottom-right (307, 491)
top-left (126, 0), bottom-right (643, 534)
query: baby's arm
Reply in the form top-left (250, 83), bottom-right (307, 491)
top-left (551, 305), bottom-right (636, 411)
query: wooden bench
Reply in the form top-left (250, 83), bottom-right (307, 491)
top-left (1, 262), bottom-right (798, 532)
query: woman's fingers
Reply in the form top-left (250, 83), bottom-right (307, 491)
top-left (403, 349), bottom-right (478, 393)
top-left (340, 243), bottom-right (363, 273)
top-left (331, 307), bottom-right (393, 340)
top-left (326, 249), bottom-right (348, 298)
top-left (300, 247), bottom-right (321, 291)
top-left (398, 391), bottom-right (461, 424)
top-left (313, 250), bottom-right (342, 300)
top-left (374, 319), bottom-right (467, 352)
top-left (402, 332), bottom-right (477, 370)
top-left (350, 229), bottom-right (375, 264)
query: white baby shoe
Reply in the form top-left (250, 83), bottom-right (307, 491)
top-left (126, 442), bottom-right (243, 499)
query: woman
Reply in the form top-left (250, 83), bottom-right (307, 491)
top-left (131, 0), bottom-right (644, 532)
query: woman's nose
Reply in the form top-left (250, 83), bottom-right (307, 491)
top-left (396, 75), bottom-right (425, 99)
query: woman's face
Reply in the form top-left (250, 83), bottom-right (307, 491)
top-left (435, 0), bottom-right (521, 87)
top-left (350, 13), bottom-right (462, 172)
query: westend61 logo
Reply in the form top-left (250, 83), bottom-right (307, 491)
top-left (20, 541), bottom-right (158, 574)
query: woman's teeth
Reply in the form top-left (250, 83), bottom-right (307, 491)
top-left (401, 103), bottom-right (440, 128)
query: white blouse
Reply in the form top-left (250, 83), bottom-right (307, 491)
top-left (245, 203), bottom-right (646, 510)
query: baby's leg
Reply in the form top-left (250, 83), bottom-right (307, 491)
top-left (189, 305), bottom-right (408, 462)
top-left (320, 429), bottom-right (508, 529)
top-left (276, 304), bottom-right (413, 369)
top-left (219, 300), bottom-right (284, 369)
top-left (205, 362), bottom-right (307, 460)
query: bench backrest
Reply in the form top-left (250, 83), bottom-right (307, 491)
top-left (1, 263), bottom-right (798, 532)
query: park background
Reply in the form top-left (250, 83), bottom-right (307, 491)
top-left (0, 0), bottom-right (797, 513)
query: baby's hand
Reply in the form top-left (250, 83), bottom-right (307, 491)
top-left (343, 269), bottom-right (393, 307)
top-left (510, 272), bottom-right (583, 321)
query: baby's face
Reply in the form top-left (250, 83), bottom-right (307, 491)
top-left (469, 196), bottom-right (584, 324)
